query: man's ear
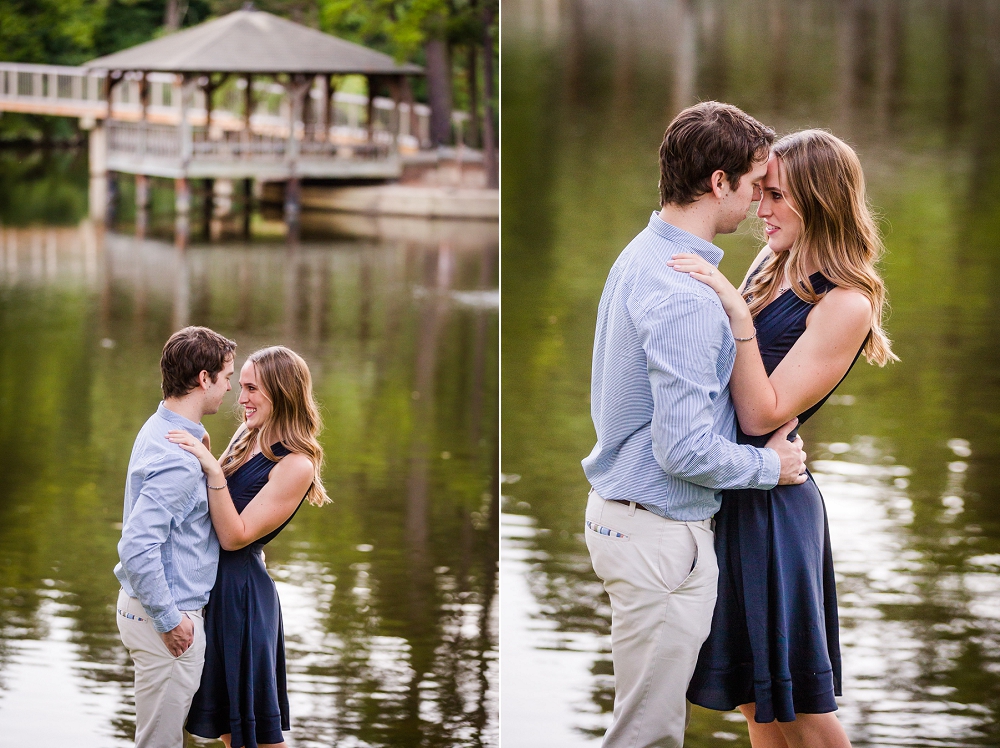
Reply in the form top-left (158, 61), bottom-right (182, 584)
top-left (709, 169), bottom-right (728, 199)
top-left (197, 370), bottom-right (213, 390)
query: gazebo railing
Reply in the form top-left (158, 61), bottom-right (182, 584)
top-left (108, 121), bottom-right (181, 159)
top-left (106, 120), bottom-right (394, 164)
top-left (191, 128), bottom-right (287, 159)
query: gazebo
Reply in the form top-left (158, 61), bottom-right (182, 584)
top-left (84, 5), bottom-right (423, 228)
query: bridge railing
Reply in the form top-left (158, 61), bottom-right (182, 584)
top-left (0, 62), bottom-right (434, 148)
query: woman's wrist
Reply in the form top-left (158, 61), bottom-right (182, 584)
top-left (731, 314), bottom-right (755, 341)
top-left (207, 468), bottom-right (226, 487)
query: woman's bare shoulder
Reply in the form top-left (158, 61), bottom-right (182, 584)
top-left (813, 285), bottom-right (872, 330)
top-left (271, 451), bottom-right (314, 481)
top-left (822, 285), bottom-right (872, 313)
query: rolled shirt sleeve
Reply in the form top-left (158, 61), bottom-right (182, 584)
top-left (117, 455), bottom-right (202, 633)
top-left (639, 293), bottom-right (780, 490)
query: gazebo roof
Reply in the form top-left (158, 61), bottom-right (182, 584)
top-left (85, 7), bottom-right (422, 76)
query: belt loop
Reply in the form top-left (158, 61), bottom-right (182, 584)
top-left (628, 501), bottom-right (637, 517)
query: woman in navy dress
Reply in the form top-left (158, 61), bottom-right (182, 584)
top-left (167, 346), bottom-right (331, 748)
top-left (669, 130), bottom-right (896, 748)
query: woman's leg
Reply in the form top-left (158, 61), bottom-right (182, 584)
top-left (776, 713), bottom-right (851, 748)
top-left (739, 704), bottom-right (790, 748)
top-left (740, 704), bottom-right (850, 748)
top-left (218, 737), bottom-right (286, 748)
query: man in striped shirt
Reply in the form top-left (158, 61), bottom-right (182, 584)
top-left (115, 326), bottom-right (236, 748)
top-left (582, 102), bottom-right (808, 748)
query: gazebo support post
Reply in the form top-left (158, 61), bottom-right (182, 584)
top-left (175, 178), bottom-right (190, 219)
top-left (140, 73), bottom-right (150, 120)
top-left (136, 176), bottom-right (148, 239)
top-left (176, 73), bottom-right (195, 242)
top-left (175, 177), bottom-right (190, 248)
top-left (135, 175), bottom-right (149, 212)
top-left (105, 72), bottom-right (122, 121)
top-left (283, 75), bottom-right (311, 231)
top-left (304, 75), bottom-right (318, 141)
top-left (137, 72), bottom-right (150, 225)
top-left (204, 178), bottom-right (215, 238)
top-left (243, 74), bottom-right (253, 130)
top-left (366, 75), bottom-right (376, 144)
top-left (243, 179), bottom-right (252, 237)
top-left (402, 77), bottom-right (420, 148)
top-left (202, 73), bottom-right (229, 139)
top-left (323, 75), bottom-right (333, 142)
top-left (88, 123), bottom-right (109, 223)
top-left (386, 76), bottom-right (402, 152)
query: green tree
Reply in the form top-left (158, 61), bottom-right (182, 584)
top-left (318, 0), bottom-right (497, 166)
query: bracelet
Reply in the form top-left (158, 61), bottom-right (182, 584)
top-left (734, 330), bottom-right (757, 342)
top-left (207, 482), bottom-right (227, 490)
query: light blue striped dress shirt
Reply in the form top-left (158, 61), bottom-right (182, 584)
top-left (582, 212), bottom-right (780, 521)
top-left (114, 403), bottom-right (219, 633)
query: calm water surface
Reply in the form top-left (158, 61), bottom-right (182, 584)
top-left (503, 1), bottom-right (1000, 745)
top-left (0, 148), bottom-right (498, 746)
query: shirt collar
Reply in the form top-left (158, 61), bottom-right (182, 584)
top-left (157, 402), bottom-right (206, 438)
top-left (648, 211), bottom-right (724, 267)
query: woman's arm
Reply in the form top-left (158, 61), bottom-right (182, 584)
top-left (729, 287), bottom-right (871, 435)
top-left (668, 254), bottom-right (872, 436)
top-left (165, 432), bottom-right (314, 550)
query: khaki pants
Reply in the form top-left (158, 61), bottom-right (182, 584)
top-left (585, 491), bottom-right (719, 748)
top-left (116, 589), bottom-right (206, 748)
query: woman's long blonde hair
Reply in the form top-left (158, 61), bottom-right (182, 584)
top-left (220, 346), bottom-right (330, 507)
top-left (743, 129), bottom-right (898, 366)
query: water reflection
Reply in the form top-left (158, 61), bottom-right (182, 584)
top-left (0, 218), bottom-right (498, 747)
top-left (503, 1), bottom-right (1000, 745)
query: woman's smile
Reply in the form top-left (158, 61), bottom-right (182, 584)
top-left (238, 360), bottom-right (272, 428)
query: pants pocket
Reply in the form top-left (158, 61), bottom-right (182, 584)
top-left (658, 524), bottom-right (699, 593)
top-left (585, 519), bottom-right (630, 540)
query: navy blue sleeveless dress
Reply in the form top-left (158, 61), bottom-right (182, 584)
top-left (187, 443), bottom-right (304, 747)
top-left (687, 271), bottom-right (861, 723)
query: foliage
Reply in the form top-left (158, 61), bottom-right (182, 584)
top-left (0, 0), bottom-right (209, 65)
top-left (317, 0), bottom-right (485, 59)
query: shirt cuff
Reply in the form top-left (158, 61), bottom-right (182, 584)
top-left (152, 606), bottom-right (182, 634)
top-left (759, 447), bottom-right (781, 489)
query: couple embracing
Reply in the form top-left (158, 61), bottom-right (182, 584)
top-left (114, 326), bottom-right (329, 748)
top-left (583, 102), bottom-right (896, 748)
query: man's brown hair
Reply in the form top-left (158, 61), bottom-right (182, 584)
top-left (658, 101), bottom-right (775, 207)
top-left (160, 326), bottom-right (237, 399)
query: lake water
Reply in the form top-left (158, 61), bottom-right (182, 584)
top-left (0, 148), bottom-right (498, 746)
top-left (502, 1), bottom-right (1000, 746)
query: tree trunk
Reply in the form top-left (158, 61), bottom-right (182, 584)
top-left (164, 0), bottom-right (187, 32)
top-left (481, 4), bottom-right (498, 188)
top-left (424, 37), bottom-right (453, 146)
top-left (467, 45), bottom-right (480, 148)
